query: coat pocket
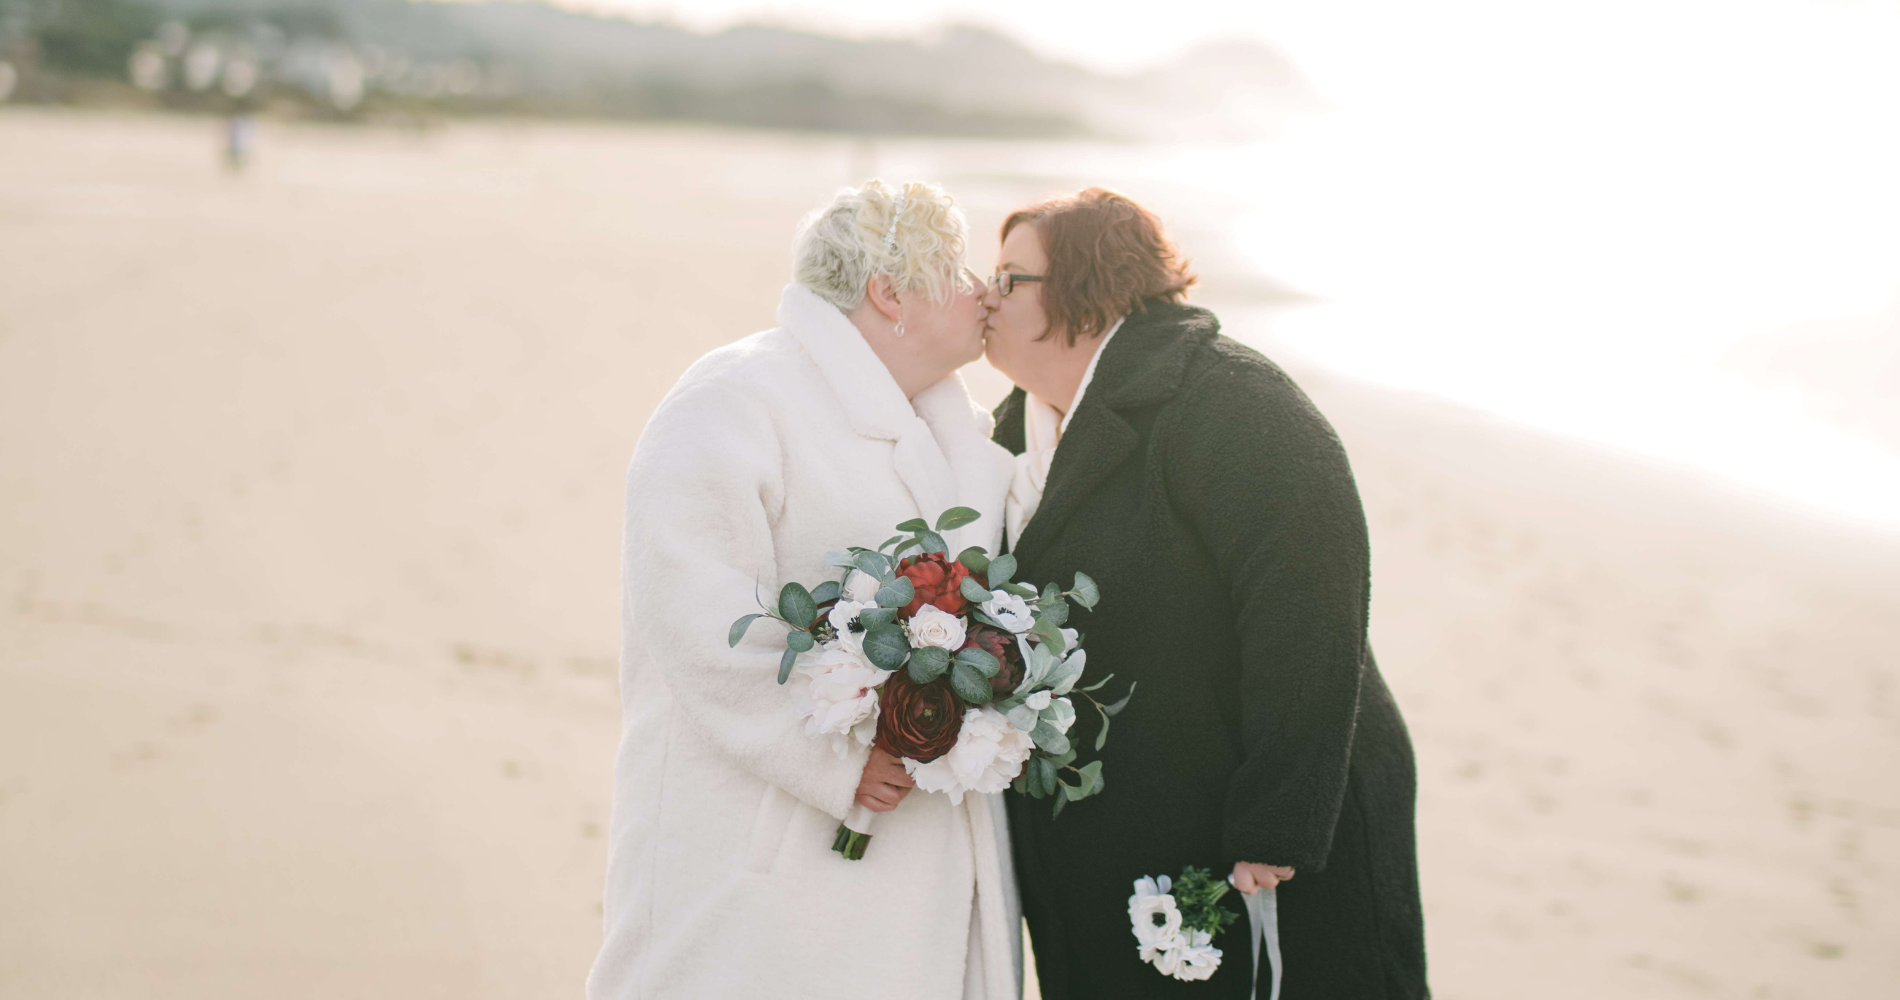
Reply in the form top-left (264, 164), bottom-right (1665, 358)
top-left (741, 783), bottom-right (799, 875)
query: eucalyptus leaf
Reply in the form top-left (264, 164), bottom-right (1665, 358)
top-left (1044, 696), bottom-right (1076, 731)
top-left (877, 534), bottom-right (906, 552)
top-left (861, 626), bottom-right (911, 671)
top-left (1062, 776), bottom-right (1087, 801)
top-left (1011, 772), bottom-right (1028, 795)
top-left (956, 547), bottom-right (991, 577)
top-left (970, 610), bottom-right (1007, 630)
top-left (825, 550), bottom-right (857, 568)
top-left (777, 646), bottom-right (798, 684)
top-left (954, 646), bottom-right (1000, 678)
top-left (1037, 594), bottom-right (1069, 626)
top-left (1071, 571), bottom-right (1100, 610)
top-left (1094, 711), bottom-right (1111, 751)
top-left (1051, 650), bottom-right (1087, 695)
top-left (1031, 720), bottom-right (1071, 755)
top-left (934, 506), bottom-right (982, 531)
top-left (1000, 581), bottom-right (1037, 599)
top-left (1031, 615), bottom-right (1067, 655)
top-left (727, 614), bottom-right (765, 648)
top-left (1033, 756), bottom-right (1058, 798)
top-left (949, 661), bottom-right (995, 704)
top-left (875, 577), bottom-right (916, 609)
top-left (785, 629), bottom-right (814, 653)
top-left (1007, 704), bottom-right (1041, 732)
top-left (1049, 747), bottom-right (1078, 768)
top-left (1051, 792), bottom-right (1068, 819)
top-left (907, 645), bottom-right (951, 684)
top-left (920, 529), bottom-right (949, 555)
top-left (852, 549), bottom-right (891, 580)
top-left (1101, 681), bottom-right (1137, 717)
top-left (987, 553), bottom-right (1017, 586)
top-left (1078, 759), bottom-right (1103, 786)
top-left (1077, 672), bottom-right (1116, 693)
top-left (777, 582), bottom-right (817, 629)
top-left (959, 576), bottom-right (993, 605)
top-left (857, 607), bottom-right (899, 629)
top-left (895, 518), bottom-right (930, 533)
top-left (810, 580), bottom-right (841, 605)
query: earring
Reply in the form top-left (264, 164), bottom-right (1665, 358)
top-left (894, 321), bottom-right (906, 338)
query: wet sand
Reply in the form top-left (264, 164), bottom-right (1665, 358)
top-left (1, 109), bottom-right (1896, 999)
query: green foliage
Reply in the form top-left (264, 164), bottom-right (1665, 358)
top-left (874, 576), bottom-right (915, 608)
top-left (777, 582), bottom-right (817, 629)
top-left (777, 646), bottom-right (798, 684)
top-left (956, 547), bottom-right (991, 577)
top-left (860, 625), bottom-right (910, 671)
top-left (1171, 866), bottom-right (1241, 937)
top-left (906, 645), bottom-right (950, 684)
top-left (728, 613), bottom-right (765, 648)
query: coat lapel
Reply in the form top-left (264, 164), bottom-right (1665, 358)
top-left (1004, 300), bottom-right (1221, 566)
top-left (779, 284), bottom-right (1008, 550)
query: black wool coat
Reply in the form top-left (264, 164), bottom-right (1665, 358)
top-left (995, 300), bottom-right (1428, 999)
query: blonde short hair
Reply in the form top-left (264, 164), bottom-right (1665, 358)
top-left (792, 179), bottom-right (972, 312)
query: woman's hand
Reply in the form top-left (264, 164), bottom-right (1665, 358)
top-left (854, 748), bottom-right (916, 812)
top-left (1231, 861), bottom-right (1296, 894)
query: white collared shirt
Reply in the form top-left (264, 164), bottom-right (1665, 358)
top-left (1004, 316), bottom-right (1124, 550)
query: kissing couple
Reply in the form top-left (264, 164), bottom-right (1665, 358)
top-left (587, 180), bottom-right (1428, 999)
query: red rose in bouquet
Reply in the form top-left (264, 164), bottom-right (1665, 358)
top-left (873, 670), bottom-right (964, 763)
top-left (895, 552), bottom-right (972, 617)
top-left (962, 625), bottom-right (1024, 697)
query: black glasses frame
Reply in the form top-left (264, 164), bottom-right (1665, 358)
top-left (989, 272), bottom-right (1044, 296)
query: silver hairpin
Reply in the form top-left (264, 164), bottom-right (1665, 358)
top-left (884, 194), bottom-right (906, 261)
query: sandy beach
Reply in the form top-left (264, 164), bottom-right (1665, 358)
top-left (2, 110), bottom-right (1896, 999)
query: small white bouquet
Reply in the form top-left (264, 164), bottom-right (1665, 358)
top-left (1128, 867), bottom-right (1237, 982)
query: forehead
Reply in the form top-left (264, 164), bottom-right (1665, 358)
top-left (998, 223), bottom-right (1047, 267)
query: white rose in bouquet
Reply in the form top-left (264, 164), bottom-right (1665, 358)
top-left (980, 590), bottom-right (1035, 633)
top-left (907, 604), bottom-right (967, 651)
top-left (903, 707), bottom-right (1034, 805)
top-left (826, 599), bottom-right (873, 654)
top-left (790, 646), bottom-right (888, 754)
top-left (842, 568), bottom-right (881, 604)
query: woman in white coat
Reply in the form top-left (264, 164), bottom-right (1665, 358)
top-left (587, 180), bottom-right (1022, 1000)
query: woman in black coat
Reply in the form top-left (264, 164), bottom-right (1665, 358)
top-left (980, 189), bottom-right (1428, 999)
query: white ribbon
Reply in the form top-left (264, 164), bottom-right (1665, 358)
top-left (1241, 885), bottom-right (1283, 1000)
top-left (843, 803), bottom-right (877, 836)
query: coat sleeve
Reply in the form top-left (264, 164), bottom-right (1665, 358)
top-left (1166, 359), bottom-right (1370, 873)
top-left (622, 378), bottom-right (867, 822)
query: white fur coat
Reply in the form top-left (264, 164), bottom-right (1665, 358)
top-left (587, 285), bottom-right (1022, 1000)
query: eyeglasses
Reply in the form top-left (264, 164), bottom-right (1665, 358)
top-left (989, 272), bottom-right (1044, 297)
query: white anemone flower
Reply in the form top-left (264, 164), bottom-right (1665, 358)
top-left (1128, 875), bottom-right (1184, 959)
top-left (826, 599), bottom-right (873, 654)
top-left (1172, 929), bottom-right (1222, 981)
top-left (980, 590), bottom-right (1035, 633)
top-left (903, 707), bottom-right (1034, 805)
top-left (790, 646), bottom-right (888, 754)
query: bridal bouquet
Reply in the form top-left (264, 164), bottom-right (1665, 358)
top-left (728, 506), bottom-right (1135, 859)
top-left (1129, 867), bottom-right (1240, 982)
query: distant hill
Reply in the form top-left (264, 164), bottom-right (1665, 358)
top-left (7, 0), bottom-right (1322, 138)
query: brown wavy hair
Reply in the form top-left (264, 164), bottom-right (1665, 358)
top-left (1000, 187), bottom-right (1197, 346)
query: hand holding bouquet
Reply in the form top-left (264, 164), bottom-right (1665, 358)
top-left (729, 507), bottom-right (1135, 858)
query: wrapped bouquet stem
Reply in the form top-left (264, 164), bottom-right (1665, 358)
top-left (729, 507), bottom-right (1135, 859)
